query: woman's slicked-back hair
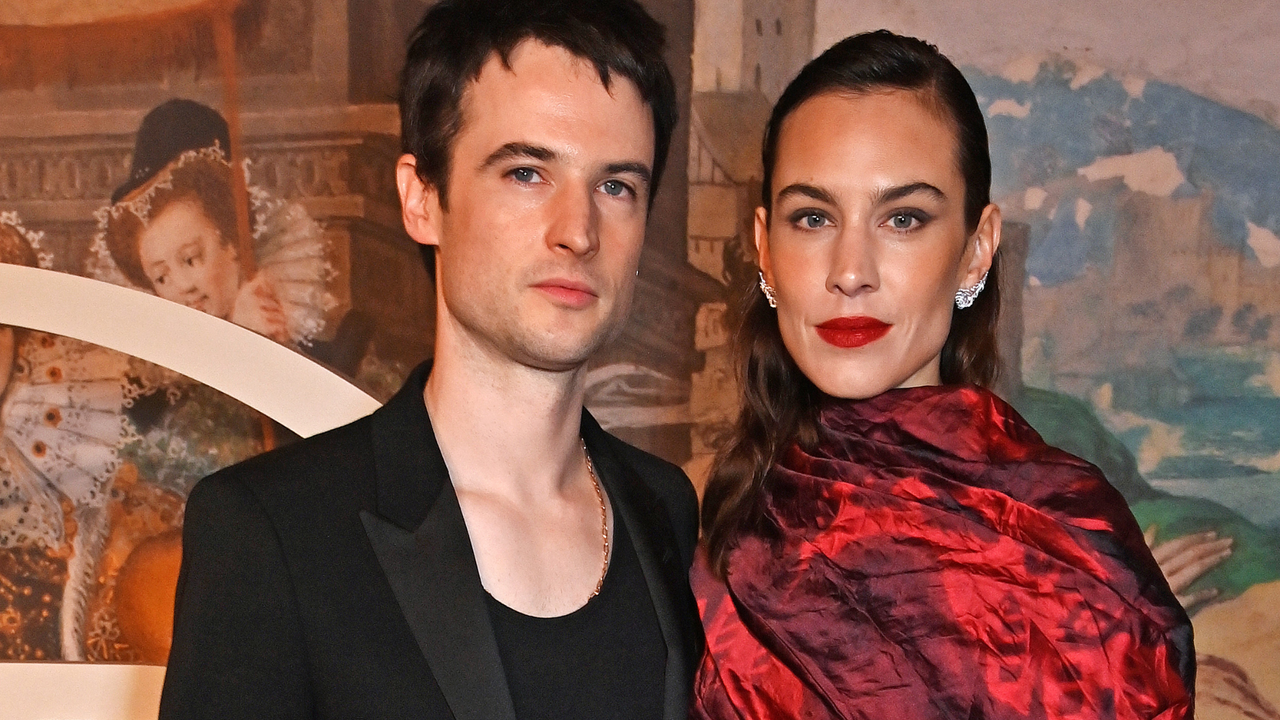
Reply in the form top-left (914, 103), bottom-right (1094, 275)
top-left (399, 0), bottom-right (677, 209)
top-left (762, 31), bottom-right (992, 233)
top-left (702, 30), bottom-right (1001, 578)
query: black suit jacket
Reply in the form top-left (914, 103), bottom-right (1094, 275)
top-left (159, 363), bottom-right (703, 719)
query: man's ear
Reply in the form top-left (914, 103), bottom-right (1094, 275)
top-left (960, 203), bottom-right (1002, 288)
top-left (396, 154), bottom-right (443, 248)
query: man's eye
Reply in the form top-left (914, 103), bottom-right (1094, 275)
top-left (511, 167), bottom-right (539, 183)
top-left (600, 180), bottom-right (631, 198)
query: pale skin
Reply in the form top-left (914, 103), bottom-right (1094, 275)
top-left (756, 89), bottom-right (999, 399)
top-left (1145, 525), bottom-right (1233, 610)
top-left (137, 199), bottom-right (287, 343)
top-left (395, 40), bottom-right (654, 617)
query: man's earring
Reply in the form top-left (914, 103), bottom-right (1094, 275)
top-left (954, 271), bottom-right (989, 309)
top-left (758, 271), bottom-right (777, 309)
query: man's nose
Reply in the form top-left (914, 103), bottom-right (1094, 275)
top-left (546, 184), bottom-right (599, 258)
top-left (827, 228), bottom-right (880, 297)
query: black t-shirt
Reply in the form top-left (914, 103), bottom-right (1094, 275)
top-left (484, 509), bottom-right (666, 720)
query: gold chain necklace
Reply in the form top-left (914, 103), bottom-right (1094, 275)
top-left (583, 442), bottom-right (610, 597)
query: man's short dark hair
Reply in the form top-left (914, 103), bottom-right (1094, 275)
top-left (399, 0), bottom-right (678, 212)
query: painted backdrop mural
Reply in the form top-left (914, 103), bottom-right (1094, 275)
top-left (2, 0), bottom-right (1280, 717)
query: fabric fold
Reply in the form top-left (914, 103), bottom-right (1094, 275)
top-left (694, 385), bottom-right (1193, 720)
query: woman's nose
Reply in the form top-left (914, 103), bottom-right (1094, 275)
top-left (170, 266), bottom-right (201, 294)
top-left (827, 229), bottom-right (879, 296)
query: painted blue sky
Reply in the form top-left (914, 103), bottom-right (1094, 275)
top-left (965, 61), bottom-right (1280, 286)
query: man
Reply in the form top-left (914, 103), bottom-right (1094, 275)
top-left (158, 0), bottom-right (702, 718)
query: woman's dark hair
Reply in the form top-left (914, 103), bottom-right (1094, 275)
top-left (399, 0), bottom-right (678, 273)
top-left (0, 224), bottom-right (37, 269)
top-left (702, 30), bottom-right (1002, 578)
top-left (104, 154), bottom-right (239, 290)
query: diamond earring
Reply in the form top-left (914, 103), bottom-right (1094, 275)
top-left (758, 271), bottom-right (777, 308)
top-left (954, 271), bottom-right (989, 309)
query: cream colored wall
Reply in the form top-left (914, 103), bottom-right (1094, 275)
top-left (693, 0), bottom-right (744, 92)
top-left (813, 0), bottom-right (1280, 124)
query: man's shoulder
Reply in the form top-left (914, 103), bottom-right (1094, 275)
top-left (600, 431), bottom-right (693, 505)
top-left (593, 427), bottom-right (699, 563)
top-left (223, 413), bottom-right (374, 478)
top-left (191, 413), bottom-right (378, 517)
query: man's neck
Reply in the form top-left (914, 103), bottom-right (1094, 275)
top-left (424, 336), bottom-right (590, 500)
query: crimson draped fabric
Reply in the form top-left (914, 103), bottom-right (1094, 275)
top-left (692, 385), bottom-right (1193, 720)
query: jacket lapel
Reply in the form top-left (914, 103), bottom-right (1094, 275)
top-left (583, 412), bottom-right (698, 720)
top-left (361, 364), bottom-right (517, 720)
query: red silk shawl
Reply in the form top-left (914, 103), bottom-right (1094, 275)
top-left (693, 385), bottom-right (1193, 720)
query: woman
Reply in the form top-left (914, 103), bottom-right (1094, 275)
top-left (0, 212), bottom-right (136, 661)
top-left (693, 31), bottom-right (1194, 719)
top-left (98, 99), bottom-right (333, 347)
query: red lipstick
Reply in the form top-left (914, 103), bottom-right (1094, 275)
top-left (815, 316), bottom-right (891, 348)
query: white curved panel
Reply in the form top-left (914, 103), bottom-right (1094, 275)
top-left (0, 663), bottom-right (165, 720)
top-left (0, 264), bottom-right (381, 438)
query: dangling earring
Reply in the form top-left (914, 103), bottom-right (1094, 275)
top-left (758, 271), bottom-right (777, 308)
top-left (954, 271), bottom-right (988, 309)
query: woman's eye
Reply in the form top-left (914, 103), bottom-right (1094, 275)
top-left (888, 212), bottom-right (918, 230)
top-left (785, 210), bottom-right (831, 230)
top-left (800, 213), bottom-right (826, 229)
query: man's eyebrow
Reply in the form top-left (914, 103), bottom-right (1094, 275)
top-left (480, 142), bottom-right (558, 170)
top-left (775, 183), bottom-right (837, 206)
top-left (871, 181), bottom-right (947, 205)
top-left (480, 144), bottom-right (652, 187)
top-left (604, 161), bottom-right (652, 187)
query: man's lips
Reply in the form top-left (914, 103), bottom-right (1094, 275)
top-left (533, 279), bottom-right (598, 309)
top-left (815, 316), bottom-right (891, 348)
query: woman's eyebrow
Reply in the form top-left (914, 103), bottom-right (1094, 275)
top-left (871, 181), bottom-right (946, 206)
top-left (775, 183), bottom-right (837, 206)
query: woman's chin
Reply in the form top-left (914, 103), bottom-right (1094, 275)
top-left (790, 340), bottom-right (944, 400)
top-left (805, 364), bottom-right (937, 400)
top-left (809, 376), bottom-right (892, 401)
